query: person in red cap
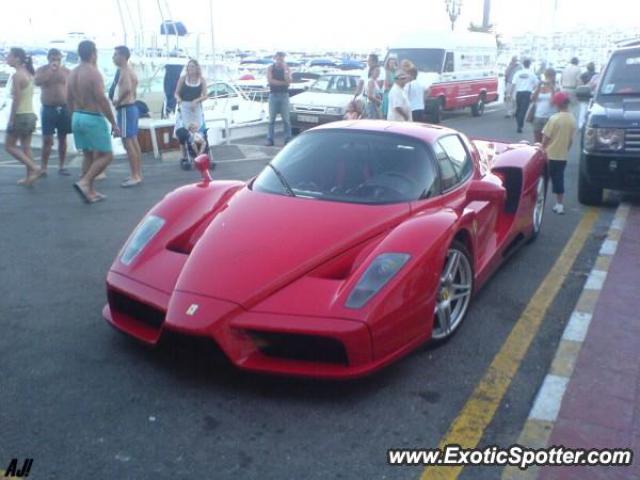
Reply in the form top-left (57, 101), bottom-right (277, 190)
top-left (541, 91), bottom-right (576, 215)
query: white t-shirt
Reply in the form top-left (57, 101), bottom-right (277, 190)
top-left (534, 90), bottom-right (557, 119)
top-left (561, 64), bottom-right (581, 89)
top-left (387, 83), bottom-right (410, 121)
top-left (513, 68), bottom-right (539, 93)
top-left (405, 79), bottom-right (425, 111)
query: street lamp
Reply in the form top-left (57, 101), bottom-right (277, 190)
top-left (445, 0), bottom-right (463, 31)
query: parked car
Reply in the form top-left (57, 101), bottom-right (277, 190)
top-left (290, 73), bottom-right (360, 133)
top-left (577, 45), bottom-right (640, 204)
top-left (103, 120), bottom-right (547, 379)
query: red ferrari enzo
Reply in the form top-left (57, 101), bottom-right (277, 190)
top-left (104, 120), bottom-right (547, 379)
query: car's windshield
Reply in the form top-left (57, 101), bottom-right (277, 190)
top-left (252, 130), bottom-right (437, 204)
top-left (599, 51), bottom-right (640, 96)
top-left (386, 48), bottom-right (445, 73)
top-left (309, 75), bottom-right (357, 93)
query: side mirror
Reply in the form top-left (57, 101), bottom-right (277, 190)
top-left (194, 154), bottom-right (213, 184)
top-left (576, 85), bottom-right (593, 102)
top-left (466, 179), bottom-right (506, 203)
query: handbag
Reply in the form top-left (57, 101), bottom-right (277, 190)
top-left (525, 102), bottom-right (536, 123)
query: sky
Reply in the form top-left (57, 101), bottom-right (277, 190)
top-left (1, 0), bottom-right (638, 52)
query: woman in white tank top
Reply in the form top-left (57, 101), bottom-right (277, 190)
top-left (531, 68), bottom-right (559, 143)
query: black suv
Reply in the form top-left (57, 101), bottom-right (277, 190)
top-left (577, 46), bottom-right (640, 204)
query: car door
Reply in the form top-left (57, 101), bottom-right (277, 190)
top-left (436, 134), bottom-right (498, 267)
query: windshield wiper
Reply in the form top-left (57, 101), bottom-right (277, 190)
top-left (267, 164), bottom-right (296, 197)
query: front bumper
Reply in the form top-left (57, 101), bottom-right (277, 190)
top-left (581, 151), bottom-right (640, 192)
top-left (290, 112), bottom-right (342, 131)
top-left (104, 271), bottom-right (383, 379)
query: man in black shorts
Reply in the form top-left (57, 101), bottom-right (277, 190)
top-left (34, 48), bottom-right (72, 175)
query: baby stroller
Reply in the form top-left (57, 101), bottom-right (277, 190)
top-left (175, 125), bottom-right (209, 170)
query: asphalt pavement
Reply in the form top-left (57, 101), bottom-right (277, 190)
top-left (0, 106), bottom-right (616, 480)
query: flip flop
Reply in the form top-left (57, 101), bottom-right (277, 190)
top-left (39, 170), bottom-right (48, 178)
top-left (121, 178), bottom-right (142, 188)
top-left (89, 194), bottom-right (106, 203)
top-left (73, 182), bottom-right (92, 204)
top-left (58, 168), bottom-right (71, 176)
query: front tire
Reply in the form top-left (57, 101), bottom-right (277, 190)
top-left (431, 241), bottom-right (474, 342)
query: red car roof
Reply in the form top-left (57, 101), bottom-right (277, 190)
top-left (312, 120), bottom-right (457, 144)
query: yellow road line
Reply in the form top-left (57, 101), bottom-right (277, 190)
top-left (421, 208), bottom-right (598, 480)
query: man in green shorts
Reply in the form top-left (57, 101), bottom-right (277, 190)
top-left (67, 40), bottom-right (120, 203)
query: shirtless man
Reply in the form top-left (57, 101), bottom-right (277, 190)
top-left (67, 40), bottom-right (120, 203)
top-left (34, 48), bottom-right (72, 175)
top-left (111, 45), bottom-right (142, 187)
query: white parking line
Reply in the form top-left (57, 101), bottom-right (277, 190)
top-left (599, 239), bottom-right (618, 256)
top-left (561, 312), bottom-right (593, 343)
top-left (529, 375), bottom-right (570, 422)
top-left (584, 269), bottom-right (607, 290)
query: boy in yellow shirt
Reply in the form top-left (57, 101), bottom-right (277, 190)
top-left (542, 91), bottom-right (576, 214)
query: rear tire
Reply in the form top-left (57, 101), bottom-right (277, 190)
top-left (430, 98), bottom-right (445, 123)
top-left (471, 96), bottom-right (485, 117)
top-left (528, 174), bottom-right (547, 243)
top-left (578, 169), bottom-right (603, 205)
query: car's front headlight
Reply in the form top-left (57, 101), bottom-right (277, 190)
top-left (120, 215), bottom-right (165, 265)
top-left (345, 253), bottom-right (411, 309)
top-left (584, 127), bottom-right (625, 151)
top-left (326, 107), bottom-right (343, 116)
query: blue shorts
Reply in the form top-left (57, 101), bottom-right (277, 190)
top-left (72, 111), bottom-right (112, 153)
top-left (41, 105), bottom-right (72, 137)
top-left (116, 104), bottom-right (139, 139)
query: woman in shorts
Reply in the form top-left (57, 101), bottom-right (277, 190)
top-left (4, 47), bottom-right (41, 186)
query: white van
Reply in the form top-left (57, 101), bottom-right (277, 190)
top-left (386, 31), bottom-right (500, 122)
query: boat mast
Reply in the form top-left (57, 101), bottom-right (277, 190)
top-left (156, 0), bottom-right (169, 53)
top-left (115, 0), bottom-right (127, 45)
top-left (122, 0), bottom-right (137, 50)
top-left (136, 0), bottom-right (145, 50)
top-left (131, 0), bottom-right (146, 53)
top-left (163, 0), bottom-right (177, 52)
top-left (209, 0), bottom-right (215, 74)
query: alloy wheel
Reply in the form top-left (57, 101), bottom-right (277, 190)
top-left (432, 245), bottom-right (473, 340)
